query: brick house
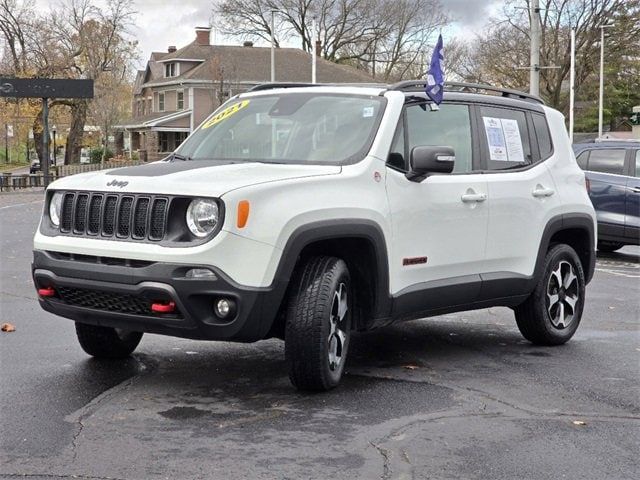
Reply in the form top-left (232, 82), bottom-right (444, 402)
top-left (116, 27), bottom-right (374, 161)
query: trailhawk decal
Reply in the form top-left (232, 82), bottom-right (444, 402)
top-left (202, 100), bottom-right (250, 129)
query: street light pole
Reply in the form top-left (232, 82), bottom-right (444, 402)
top-left (598, 24), bottom-right (614, 139)
top-left (270, 10), bottom-right (276, 82)
top-left (4, 124), bottom-right (8, 164)
top-left (569, 29), bottom-right (576, 144)
top-left (312, 17), bottom-right (317, 84)
top-left (52, 126), bottom-right (57, 166)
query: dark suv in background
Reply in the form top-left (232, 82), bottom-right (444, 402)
top-left (574, 141), bottom-right (640, 252)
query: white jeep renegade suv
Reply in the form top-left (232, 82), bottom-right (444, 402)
top-left (33, 81), bottom-right (596, 391)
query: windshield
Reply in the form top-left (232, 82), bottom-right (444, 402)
top-left (175, 93), bottom-right (386, 165)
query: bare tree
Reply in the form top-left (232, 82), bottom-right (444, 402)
top-left (456, 0), bottom-right (640, 112)
top-left (50, 0), bottom-right (137, 164)
top-left (214, 0), bottom-right (448, 80)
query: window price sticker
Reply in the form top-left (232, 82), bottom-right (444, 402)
top-left (482, 116), bottom-right (524, 162)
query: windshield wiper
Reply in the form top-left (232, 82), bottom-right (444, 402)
top-left (168, 152), bottom-right (191, 162)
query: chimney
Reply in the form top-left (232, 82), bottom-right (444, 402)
top-left (243, 41), bottom-right (254, 47)
top-left (315, 40), bottom-right (321, 57)
top-left (195, 26), bottom-right (211, 46)
top-left (168, 45), bottom-right (177, 53)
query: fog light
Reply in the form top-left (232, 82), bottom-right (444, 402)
top-left (185, 268), bottom-right (217, 279)
top-left (215, 298), bottom-right (236, 318)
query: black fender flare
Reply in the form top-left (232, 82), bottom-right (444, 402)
top-left (533, 213), bottom-right (596, 285)
top-left (270, 219), bottom-right (392, 319)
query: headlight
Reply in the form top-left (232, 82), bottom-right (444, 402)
top-left (49, 191), bottom-right (64, 226)
top-left (186, 198), bottom-right (219, 237)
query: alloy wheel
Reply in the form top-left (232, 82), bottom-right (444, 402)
top-left (546, 260), bottom-right (579, 329)
top-left (328, 283), bottom-right (348, 371)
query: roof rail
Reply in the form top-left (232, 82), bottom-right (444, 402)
top-left (249, 82), bottom-right (319, 92)
top-left (248, 82), bottom-right (388, 92)
top-left (387, 80), bottom-right (545, 105)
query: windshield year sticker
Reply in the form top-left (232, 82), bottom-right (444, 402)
top-left (202, 100), bottom-right (250, 129)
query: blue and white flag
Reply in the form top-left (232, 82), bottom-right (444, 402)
top-left (425, 34), bottom-right (444, 104)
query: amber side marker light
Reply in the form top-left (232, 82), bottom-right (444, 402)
top-left (237, 200), bottom-right (250, 228)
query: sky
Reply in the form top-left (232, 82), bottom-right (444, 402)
top-left (34, 0), bottom-right (503, 68)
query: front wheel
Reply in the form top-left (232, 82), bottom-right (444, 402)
top-left (75, 323), bottom-right (143, 359)
top-left (514, 244), bottom-right (586, 345)
top-left (285, 256), bottom-right (352, 391)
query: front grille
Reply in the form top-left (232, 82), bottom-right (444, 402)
top-left (74, 194), bottom-right (89, 233)
top-left (117, 197), bottom-right (133, 237)
top-left (56, 286), bottom-right (182, 318)
top-left (57, 192), bottom-right (169, 242)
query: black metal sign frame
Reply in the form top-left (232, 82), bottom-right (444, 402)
top-left (1, 78), bottom-right (94, 186)
top-left (0, 78), bottom-right (93, 99)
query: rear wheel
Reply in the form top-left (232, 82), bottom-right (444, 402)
top-left (285, 256), bottom-right (352, 391)
top-left (514, 244), bottom-right (585, 345)
top-left (75, 323), bottom-right (143, 359)
top-left (597, 241), bottom-right (624, 253)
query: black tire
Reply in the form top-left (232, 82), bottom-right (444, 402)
top-left (75, 323), bottom-right (143, 359)
top-left (514, 244), bottom-right (586, 346)
top-left (285, 256), bottom-right (352, 391)
top-left (597, 241), bottom-right (624, 253)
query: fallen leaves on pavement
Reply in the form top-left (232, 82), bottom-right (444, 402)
top-left (1, 323), bottom-right (16, 332)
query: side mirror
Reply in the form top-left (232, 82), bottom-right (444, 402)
top-left (407, 146), bottom-right (455, 182)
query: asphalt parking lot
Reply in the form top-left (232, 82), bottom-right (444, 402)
top-left (1, 190), bottom-right (639, 480)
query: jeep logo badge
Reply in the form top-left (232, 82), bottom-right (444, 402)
top-left (107, 179), bottom-right (128, 188)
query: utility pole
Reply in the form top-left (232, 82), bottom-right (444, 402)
top-left (529, 0), bottom-right (541, 97)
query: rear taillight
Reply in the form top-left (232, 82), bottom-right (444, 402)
top-left (585, 177), bottom-right (591, 193)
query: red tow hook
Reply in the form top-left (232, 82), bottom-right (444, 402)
top-left (151, 301), bottom-right (176, 314)
top-left (38, 286), bottom-right (56, 297)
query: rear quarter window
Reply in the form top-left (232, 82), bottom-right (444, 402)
top-left (586, 149), bottom-right (626, 175)
top-left (532, 113), bottom-right (553, 159)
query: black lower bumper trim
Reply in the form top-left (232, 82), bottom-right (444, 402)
top-left (32, 250), bottom-right (285, 342)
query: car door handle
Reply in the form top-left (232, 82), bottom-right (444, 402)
top-left (461, 193), bottom-right (487, 203)
top-left (632, 187), bottom-right (640, 194)
top-left (532, 187), bottom-right (555, 198)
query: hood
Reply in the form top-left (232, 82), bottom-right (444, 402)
top-left (47, 161), bottom-right (341, 197)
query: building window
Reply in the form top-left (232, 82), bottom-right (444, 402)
top-left (176, 132), bottom-right (188, 147)
top-left (159, 132), bottom-right (169, 152)
top-left (147, 97), bottom-right (152, 114)
top-left (165, 63), bottom-right (177, 78)
top-left (158, 92), bottom-right (165, 112)
top-left (177, 90), bottom-right (184, 110)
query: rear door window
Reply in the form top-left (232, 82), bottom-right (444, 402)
top-left (635, 151), bottom-right (640, 177)
top-left (479, 106), bottom-right (533, 170)
top-left (586, 149), bottom-right (626, 175)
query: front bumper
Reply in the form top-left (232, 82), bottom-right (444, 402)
top-left (32, 250), bottom-right (286, 342)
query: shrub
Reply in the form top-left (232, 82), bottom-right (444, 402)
top-left (89, 147), bottom-right (114, 164)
